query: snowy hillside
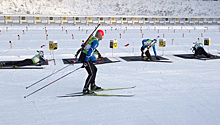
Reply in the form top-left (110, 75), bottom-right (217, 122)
top-left (0, 0), bottom-right (220, 16)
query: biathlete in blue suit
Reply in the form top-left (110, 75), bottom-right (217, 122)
top-left (79, 30), bottom-right (104, 94)
top-left (141, 38), bottom-right (160, 61)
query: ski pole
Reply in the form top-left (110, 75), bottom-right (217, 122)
top-left (26, 59), bottom-right (75, 89)
top-left (24, 67), bottom-right (81, 98)
top-left (26, 64), bottom-right (72, 89)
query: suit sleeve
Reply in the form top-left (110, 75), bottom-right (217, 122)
top-left (39, 56), bottom-right (46, 62)
top-left (90, 56), bottom-right (98, 63)
top-left (75, 48), bottom-right (82, 57)
top-left (152, 45), bottom-right (157, 57)
top-left (142, 40), bottom-right (146, 49)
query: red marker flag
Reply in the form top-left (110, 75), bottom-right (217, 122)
top-left (41, 45), bottom-right (45, 48)
top-left (124, 44), bottom-right (129, 47)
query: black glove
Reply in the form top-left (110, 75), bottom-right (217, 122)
top-left (156, 57), bottom-right (160, 60)
top-left (81, 62), bottom-right (88, 68)
top-left (96, 61), bottom-right (103, 64)
top-left (35, 63), bottom-right (41, 66)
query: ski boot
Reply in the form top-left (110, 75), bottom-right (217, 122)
top-left (90, 83), bottom-right (102, 91)
top-left (0, 63), bottom-right (5, 67)
top-left (83, 88), bottom-right (94, 95)
top-left (142, 57), bottom-right (147, 61)
top-left (13, 65), bottom-right (18, 68)
top-left (142, 57), bottom-right (151, 61)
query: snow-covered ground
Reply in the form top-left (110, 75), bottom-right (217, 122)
top-left (0, 0), bottom-right (220, 16)
top-left (0, 23), bottom-right (220, 125)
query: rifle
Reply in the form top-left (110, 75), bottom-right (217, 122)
top-left (81, 24), bottom-right (101, 49)
top-left (143, 36), bottom-right (160, 52)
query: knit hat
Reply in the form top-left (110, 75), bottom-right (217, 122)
top-left (37, 50), bottom-right (44, 57)
top-left (95, 30), bottom-right (104, 40)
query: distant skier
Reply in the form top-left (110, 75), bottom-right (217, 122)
top-left (141, 38), bottom-right (160, 61)
top-left (0, 50), bottom-right (48, 68)
top-left (192, 40), bottom-right (211, 58)
top-left (78, 30), bottom-right (104, 94)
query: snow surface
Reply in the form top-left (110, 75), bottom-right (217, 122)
top-left (0, 0), bottom-right (220, 16)
top-left (0, 23), bottom-right (220, 125)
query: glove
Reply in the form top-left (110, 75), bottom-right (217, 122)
top-left (156, 57), bottom-right (160, 60)
top-left (96, 61), bottom-right (103, 64)
top-left (71, 60), bottom-right (76, 64)
top-left (35, 63), bottom-right (41, 66)
top-left (81, 62), bottom-right (88, 68)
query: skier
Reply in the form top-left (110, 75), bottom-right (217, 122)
top-left (141, 38), bottom-right (160, 61)
top-left (78, 30), bottom-right (104, 94)
top-left (75, 44), bottom-right (103, 63)
top-left (0, 50), bottom-right (48, 68)
top-left (192, 40), bottom-right (211, 58)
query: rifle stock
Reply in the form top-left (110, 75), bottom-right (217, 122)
top-left (82, 24), bottom-right (101, 48)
